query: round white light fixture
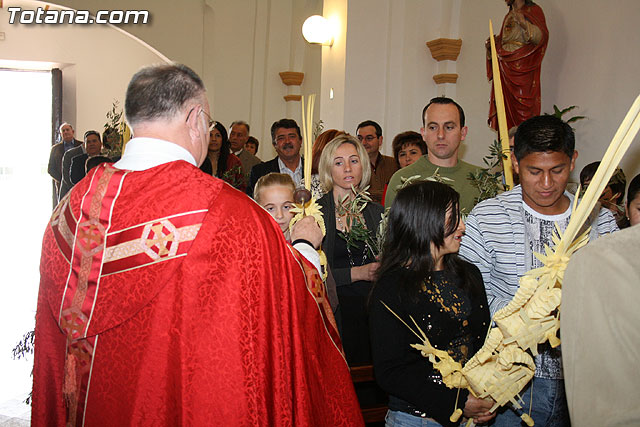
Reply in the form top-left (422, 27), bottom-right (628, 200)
top-left (302, 15), bottom-right (333, 46)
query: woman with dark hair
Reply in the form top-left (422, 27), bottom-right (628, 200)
top-left (369, 181), bottom-right (494, 427)
top-left (626, 173), bottom-right (640, 227)
top-left (200, 122), bottom-right (245, 191)
top-left (391, 131), bottom-right (427, 169)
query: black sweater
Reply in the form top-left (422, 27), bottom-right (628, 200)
top-left (369, 263), bottom-right (490, 427)
top-left (317, 192), bottom-right (384, 288)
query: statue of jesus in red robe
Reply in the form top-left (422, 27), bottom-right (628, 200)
top-left (487, 0), bottom-right (548, 131)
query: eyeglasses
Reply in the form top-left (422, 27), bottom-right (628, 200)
top-left (201, 110), bottom-right (216, 132)
top-left (186, 106), bottom-right (216, 132)
top-left (357, 135), bottom-right (379, 143)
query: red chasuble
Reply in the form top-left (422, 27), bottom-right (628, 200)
top-left (33, 161), bottom-right (363, 426)
top-left (488, 3), bottom-right (548, 131)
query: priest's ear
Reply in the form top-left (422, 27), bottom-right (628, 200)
top-left (184, 104), bottom-right (207, 140)
top-left (183, 103), bottom-right (210, 166)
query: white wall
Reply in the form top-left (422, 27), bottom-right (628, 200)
top-left (541, 0), bottom-right (640, 183)
top-left (321, 0), bottom-right (446, 156)
top-left (0, 0), bottom-right (168, 139)
top-left (201, 0), bottom-right (322, 160)
top-left (320, 0), bottom-right (348, 133)
top-left (52, 0), bottom-right (204, 71)
top-left (457, 0), bottom-right (640, 182)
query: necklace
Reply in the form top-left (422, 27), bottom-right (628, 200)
top-left (335, 212), bottom-right (346, 232)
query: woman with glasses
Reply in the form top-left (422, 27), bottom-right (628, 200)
top-left (200, 121), bottom-right (245, 191)
top-left (369, 180), bottom-right (495, 427)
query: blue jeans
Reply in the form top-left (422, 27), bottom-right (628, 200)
top-left (385, 410), bottom-right (443, 427)
top-left (490, 377), bottom-right (570, 427)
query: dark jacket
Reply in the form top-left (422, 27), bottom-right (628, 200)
top-left (246, 157), bottom-right (305, 198)
top-left (59, 145), bottom-right (84, 199)
top-left (317, 192), bottom-right (384, 288)
top-left (48, 139), bottom-right (82, 194)
top-left (247, 157), bottom-right (279, 198)
top-left (70, 153), bottom-right (89, 185)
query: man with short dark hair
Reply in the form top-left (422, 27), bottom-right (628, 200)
top-left (356, 120), bottom-right (397, 204)
top-left (59, 129), bottom-right (104, 199)
top-left (68, 130), bottom-right (103, 185)
top-left (48, 122), bottom-right (82, 199)
top-left (385, 97), bottom-right (482, 213)
top-left (459, 115), bottom-right (618, 426)
top-left (247, 118), bottom-right (303, 198)
top-left (32, 63), bottom-right (361, 426)
top-left (229, 120), bottom-right (260, 186)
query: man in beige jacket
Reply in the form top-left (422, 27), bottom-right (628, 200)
top-left (563, 224), bottom-right (640, 426)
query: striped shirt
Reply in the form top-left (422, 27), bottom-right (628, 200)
top-left (459, 185), bottom-right (618, 318)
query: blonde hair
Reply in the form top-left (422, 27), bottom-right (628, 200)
top-left (318, 134), bottom-right (371, 193)
top-left (253, 173), bottom-right (296, 203)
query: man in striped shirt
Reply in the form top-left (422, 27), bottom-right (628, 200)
top-left (459, 115), bottom-right (618, 426)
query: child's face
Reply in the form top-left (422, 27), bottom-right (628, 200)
top-left (259, 184), bottom-right (295, 234)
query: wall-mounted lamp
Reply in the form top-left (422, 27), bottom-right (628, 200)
top-left (302, 15), bottom-right (333, 46)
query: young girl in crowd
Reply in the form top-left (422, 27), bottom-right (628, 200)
top-left (369, 180), bottom-right (494, 427)
top-left (254, 173), bottom-right (296, 241)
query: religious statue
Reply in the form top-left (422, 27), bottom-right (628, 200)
top-left (487, 0), bottom-right (548, 131)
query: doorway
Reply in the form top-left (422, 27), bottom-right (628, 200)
top-left (0, 68), bottom-right (53, 423)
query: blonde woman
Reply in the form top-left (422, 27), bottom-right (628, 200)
top-left (317, 134), bottom-right (384, 365)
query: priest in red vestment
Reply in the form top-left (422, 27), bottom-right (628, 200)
top-left (488, 0), bottom-right (548, 131)
top-left (32, 63), bottom-right (363, 426)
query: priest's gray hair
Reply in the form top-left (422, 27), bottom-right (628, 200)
top-left (125, 63), bottom-right (205, 128)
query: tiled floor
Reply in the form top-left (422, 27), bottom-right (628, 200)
top-left (0, 397), bottom-right (30, 427)
top-left (0, 357), bottom-right (32, 427)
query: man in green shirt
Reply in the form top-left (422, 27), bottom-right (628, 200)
top-left (385, 97), bottom-right (481, 214)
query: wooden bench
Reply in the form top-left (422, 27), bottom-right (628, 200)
top-left (350, 364), bottom-right (387, 424)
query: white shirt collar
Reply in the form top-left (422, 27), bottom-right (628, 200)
top-left (277, 156), bottom-right (303, 187)
top-left (277, 156), bottom-right (302, 174)
top-left (521, 190), bottom-right (573, 220)
top-left (113, 137), bottom-right (197, 171)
